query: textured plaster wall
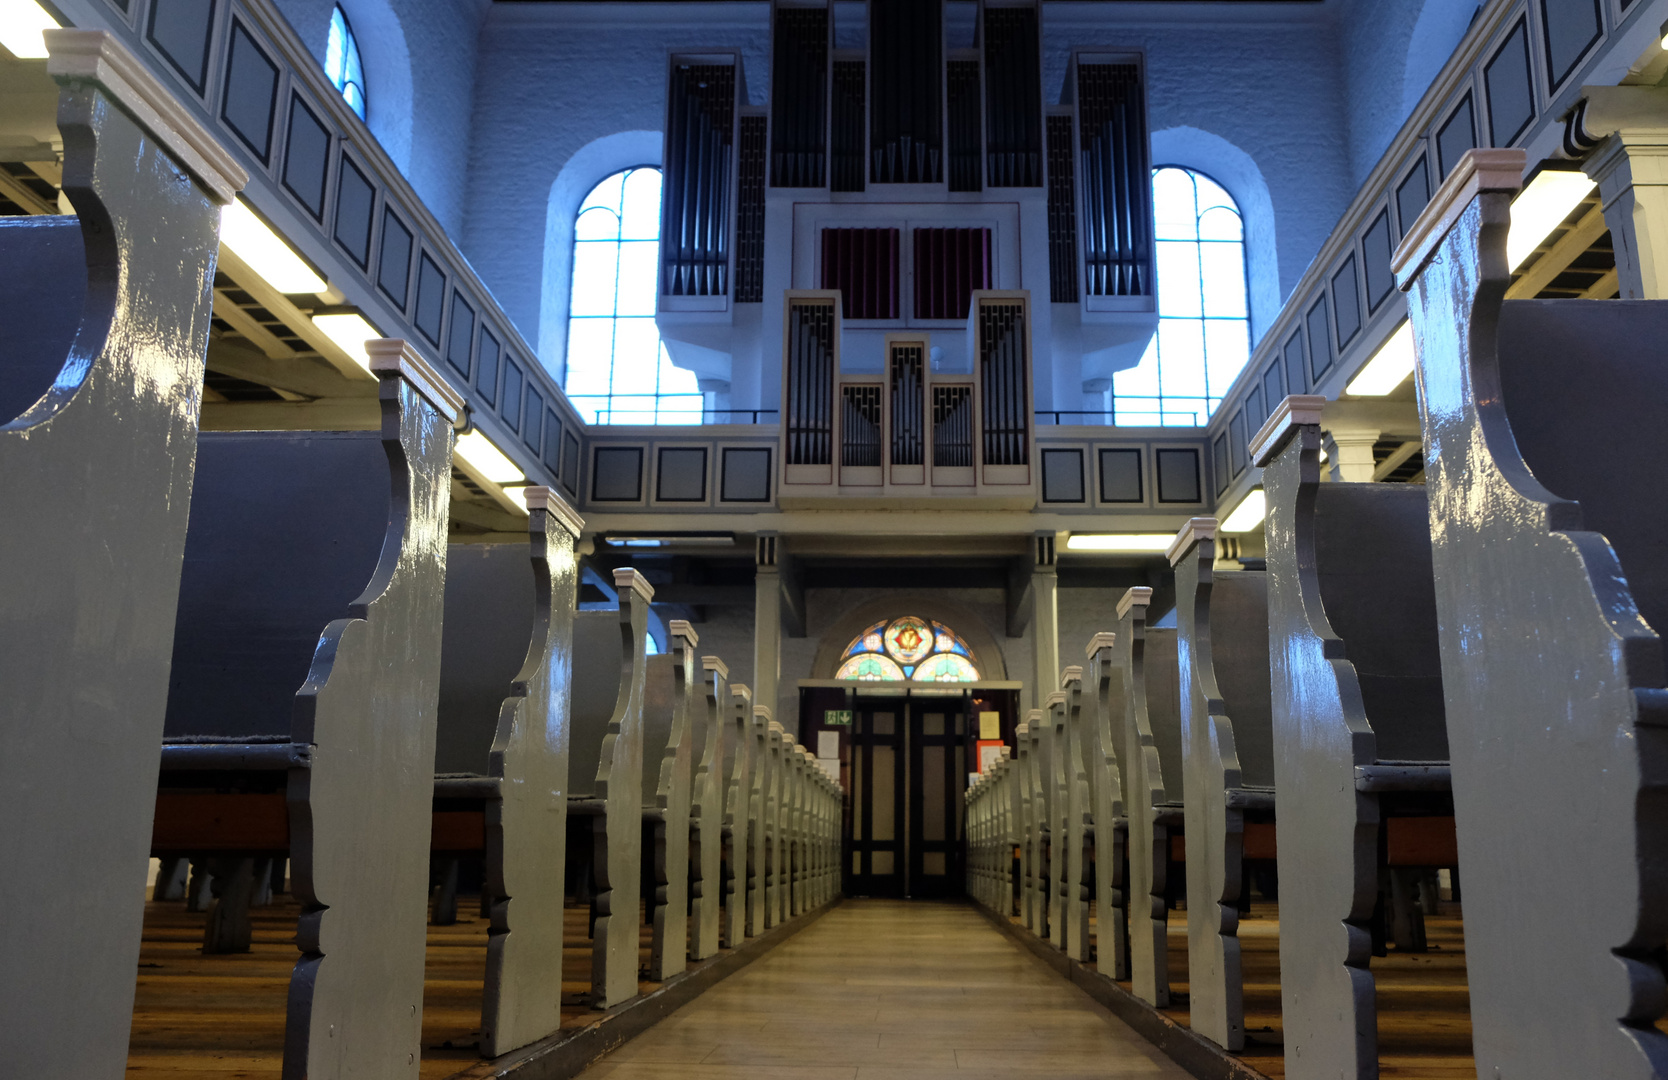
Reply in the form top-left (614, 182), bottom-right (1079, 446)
top-left (460, 2), bottom-right (1357, 381)
top-left (271, 0), bottom-right (484, 237)
top-left (1337, 0), bottom-right (1481, 189)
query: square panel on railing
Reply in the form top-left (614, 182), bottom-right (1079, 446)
top-left (446, 292), bottom-right (475, 379)
top-left (377, 206), bottom-right (414, 310)
top-left (475, 328), bottom-right (500, 406)
top-left (1039, 447), bottom-right (1086, 504)
top-left (334, 152), bottom-right (376, 270)
top-left (1436, 92), bottom-right (1477, 181)
top-left (1486, 17), bottom-right (1537, 146)
top-left (521, 386), bottom-right (544, 453)
top-left (281, 91), bottom-right (331, 222)
top-left (591, 446), bottom-right (646, 504)
top-left (1096, 446), bottom-right (1144, 506)
top-left (147, 0), bottom-right (216, 94)
top-left (1361, 207), bottom-right (1396, 315)
top-left (414, 252), bottom-right (446, 346)
top-left (720, 446), bottom-right (773, 504)
top-left (219, 17), bottom-right (278, 165)
top-left (1396, 154), bottom-right (1432, 238)
top-left (1305, 296), bottom-right (1333, 385)
top-left (1282, 328), bottom-right (1307, 396)
top-left (1541, 0), bottom-right (1604, 91)
top-left (654, 446), bottom-right (710, 505)
top-left (1331, 255), bottom-right (1361, 354)
top-left (542, 413), bottom-right (563, 478)
top-left (1155, 446), bottom-right (1203, 506)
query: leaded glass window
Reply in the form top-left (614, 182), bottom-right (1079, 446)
top-left (325, 8), bottom-right (366, 120)
top-left (834, 616), bottom-right (981, 682)
top-left (1114, 167), bottom-right (1251, 427)
top-left (564, 167), bottom-right (703, 425)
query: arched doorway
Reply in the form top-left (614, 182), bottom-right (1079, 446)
top-left (803, 611), bottom-right (1021, 900)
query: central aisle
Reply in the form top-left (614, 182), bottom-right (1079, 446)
top-left (575, 899), bottom-right (1191, 1079)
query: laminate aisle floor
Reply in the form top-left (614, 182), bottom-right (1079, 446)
top-left (576, 899), bottom-right (1193, 1080)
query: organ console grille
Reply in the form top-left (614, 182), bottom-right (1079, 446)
top-left (783, 294), bottom-right (839, 473)
top-left (770, 5), bottom-right (827, 188)
top-left (976, 295), bottom-right (1031, 472)
top-left (841, 385), bottom-right (882, 467)
top-left (821, 227), bottom-right (899, 320)
top-left (932, 385), bottom-right (974, 469)
top-left (1075, 57), bottom-right (1153, 298)
top-left (663, 59), bottom-right (736, 298)
top-left (869, 0), bottom-right (943, 184)
top-left (913, 227), bottom-right (991, 321)
top-left (982, 4), bottom-right (1043, 188)
top-left (889, 341), bottom-right (926, 468)
top-left (736, 114), bottom-right (767, 302)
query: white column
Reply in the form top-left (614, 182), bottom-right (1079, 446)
top-left (754, 533), bottom-right (781, 728)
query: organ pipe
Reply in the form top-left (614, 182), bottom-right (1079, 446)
top-left (664, 62), bottom-right (736, 297)
top-left (770, 5), bottom-right (827, 187)
top-left (869, 0), bottom-right (943, 184)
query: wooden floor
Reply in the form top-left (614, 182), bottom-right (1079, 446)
top-left (127, 896), bottom-right (663, 1079)
top-left (1080, 898), bottom-right (1475, 1079)
top-left (572, 898), bottom-right (1193, 1079)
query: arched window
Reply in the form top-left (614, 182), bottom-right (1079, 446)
top-left (564, 167), bottom-right (701, 425)
top-left (325, 7), bottom-right (366, 120)
top-left (1114, 167), bottom-right (1250, 427)
top-left (835, 617), bottom-right (981, 683)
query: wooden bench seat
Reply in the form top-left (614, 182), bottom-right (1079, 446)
top-left (1397, 145), bottom-right (1668, 1077)
top-left (0, 31), bottom-right (249, 1078)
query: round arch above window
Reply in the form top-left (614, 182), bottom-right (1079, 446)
top-left (834, 616), bottom-right (981, 683)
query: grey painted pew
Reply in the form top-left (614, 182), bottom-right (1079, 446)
top-left (643, 622), bottom-right (698, 981)
top-left (1084, 632), bottom-right (1130, 980)
top-left (1255, 394), bottom-right (1454, 1080)
top-left (569, 569), bottom-right (654, 1008)
top-left (1171, 518), bottom-right (1274, 1052)
top-left (1116, 587), bottom-right (1183, 1008)
top-left (1016, 711), bottom-right (1044, 935)
top-left (1055, 670), bottom-right (1093, 961)
top-left (158, 338), bottom-right (460, 1076)
top-left (1042, 689), bottom-right (1067, 951)
top-left (723, 684), bottom-right (756, 945)
top-left (746, 703), bottom-right (773, 937)
top-left (432, 490), bottom-right (583, 1056)
top-left (689, 656), bottom-right (730, 960)
top-left (1398, 146), bottom-right (1668, 1078)
top-left (0, 29), bottom-right (246, 1080)
top-left (765, 720), bottom-right (789, 927)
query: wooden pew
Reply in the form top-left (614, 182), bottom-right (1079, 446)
top-left (1116, 587), bottom-right (1184, 1008)
top-left (747, 705), bottom-right (774, 936)
top-left (0, 30), bottom-right (247, 1077)
top-left (431, 489), bottom-right (583, 1055)
top-left (1084, 632), bottom-right (1130, 980)
top-left (765, 720), bottom-right (789, 926)
top-left (1055, 669), bottom-right (1093, 961)
top-left (1042, 689), bottom-right (1067, 950)
top-left (1398, 146), bottom-right (1668, 1077)
top-left (1171, 517), bottom-right (1275, 1052)
top-left (154, 337), bottom-right (459, 1073)
top-left (1017, 710), bottom-right (1045, 935)
top-left (643, 621), bottom-right (698, 981)
top-left (1254, 394), bottom-right (1456, 1080)
top-left (570, 569), bottom-right (654, 1009)
top-left (723, 684), bottom-right (756, 945)
top-left (689, 656), bottom-right (730, 961)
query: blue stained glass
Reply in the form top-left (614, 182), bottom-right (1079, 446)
top-left (325, 8), bottom-right (366, 120)
top-left (1114, 167), bottom-right (1251, 428)
top-left (903, 666), bottom-right (915, 678)
top-left (565, 167), bottom-right (702, 425)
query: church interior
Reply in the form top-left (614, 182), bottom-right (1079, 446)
top-left (3, 0), bottom-right (1668, 1077)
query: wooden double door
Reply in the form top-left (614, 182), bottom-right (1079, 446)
top-left (845, 697), bottom-right (969, 899)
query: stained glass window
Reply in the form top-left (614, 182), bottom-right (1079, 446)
top-left (834, 617), bottom-right (981, 682)
top-left (325, 8), bottom-right (366, 120)
top-left (1113, 167), bottom-right (1250, 427)
top-left (565, 167), bottom-right (703, 425)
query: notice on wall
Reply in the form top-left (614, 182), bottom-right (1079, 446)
top-left (817, 731), bottom-right (840, 759)
top-left (977, 740), bottom-right (1005, 774)
top-left (824, 709), bottom-right (853, 726)
top-left (978, 711), bottom-right (1001, 740)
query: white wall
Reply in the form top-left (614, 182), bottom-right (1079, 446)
top-left (271, 0), bottom-right (485, 238)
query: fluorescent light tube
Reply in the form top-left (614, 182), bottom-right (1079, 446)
top-left (1507, 169), bottom-right (1596, 272)
top-left (310, 312), bottom-right (378, 373)
top-left (0, 0), bottom-right (57, 59)
top-left (220, 199), bottom-right (327, 294)
top-left (1065, 534), bottom-right (1175, 553)
top-left (1346, 320), bottom-right (1415, 397)
top-left (1220, 489), bottom-right (1266, 533)
top-left (455, 430), bottom-right (525, 485)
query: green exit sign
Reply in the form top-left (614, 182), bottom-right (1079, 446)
top-left (824, 710), bottom-right (853, 726)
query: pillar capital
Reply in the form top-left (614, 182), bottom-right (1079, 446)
top-left (1321, 427), bottom-right (1380, 484)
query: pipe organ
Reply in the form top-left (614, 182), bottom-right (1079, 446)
top-left (655, 0), bottom-right (1160, 497)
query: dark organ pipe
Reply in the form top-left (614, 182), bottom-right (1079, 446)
top-left (978, 302), bottom-right (1028, 467)
top-left (1045, 114), bottom-right (1079, 302)
top-left (664, 63), bottom-right (735, 297)
top-left (890, 344), bottom-right (924, 466)
top-left (831, 60), bottom-right (865, 192)
top-left (1076, 62), bottom-right (1152, 298)
top-left (947, 59), bottom-right (981, 192)
top-left (736, 115), bottom-right (766, 302)
top-left (869, 0), bottom-right (942, 184)
top-left (771, 6), bottom-right (827, 187)
top-left (982, 6), bottom-right (1041, 187)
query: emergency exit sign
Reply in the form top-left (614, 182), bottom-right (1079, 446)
top-left (824, 710), bottom-right (853, 726)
